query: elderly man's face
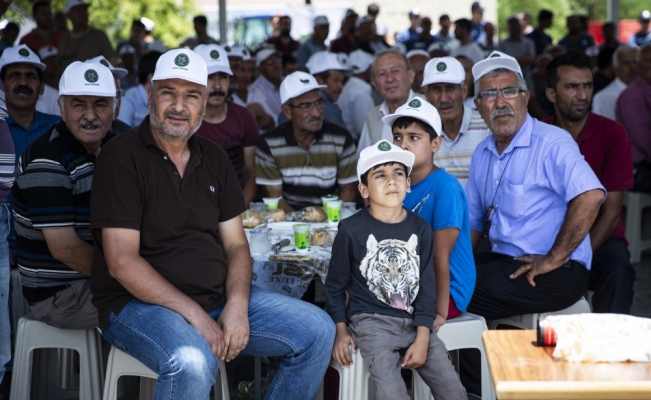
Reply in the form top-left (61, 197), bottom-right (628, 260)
top-left (475, 71), bottom-right (529, 139)
top-left (371, 53), bottom-right (414, 103)
top-left (60, 95), bottom-right (113, 147)
top-left (426, 83), bottom-right (466, 123)
top-left (206, 72), bottom-right (231, 107)
top-left (408, 55), bottom-right (428, 94)
top-left (282, 89), bottom-right (323, 133)
top-left (615, 50), bottom-right (637, 84)
top-left (148, 78), bottom-right (207, 143)
top-left (4, 64), bottom-right (44, 111)
top-left (318, 70), bottom-right (345, 102)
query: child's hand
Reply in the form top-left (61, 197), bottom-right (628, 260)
top-left (402, 326), bottom-right (430, 369)
top-left (433, 313), bottom-right (446, 332)
top-left (333, 323), bottom-right (357, 368)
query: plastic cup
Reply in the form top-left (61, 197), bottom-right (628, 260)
top-left (321, 194), bottom-right (338, 208)
top-left (325, 200), bottom-right (342, 225)
top-left (293, 223), bottom-right (310, 253)
top-left (249, 202), bottom-right (265, 214)
top-left (263, 197), bottom-right (280, 210)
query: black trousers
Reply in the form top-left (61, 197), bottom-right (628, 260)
top-left (588, 237), bottom-right (636, 314)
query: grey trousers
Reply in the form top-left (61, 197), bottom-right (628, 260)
top-left (349, 313), bottom-right (467, 400)
top-left (29, 278), bottom-right (98, 330)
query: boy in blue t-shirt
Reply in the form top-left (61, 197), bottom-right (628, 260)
top-left (384, 99), bottom-right (476, 332)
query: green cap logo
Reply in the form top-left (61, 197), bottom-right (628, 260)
top-left (300, 79), bottom-right (310, 84)
top-left (174, 53), bottom-right (190, 67)
top-left (377, 141), bottom-right (392, 151)
top-left (243, 49), bottom-right (249, 56)
top-left (436, 62), bottom-right (447, 72)
top-left (18, 48), bottom-right (29, 57)
top-left (224, 46), bottom-right (231, 52)
top-left (490, 53), bottom-right (501, 58)
top-left (99, 59), bottom-right (109, 67)
top-left (408, 99), bottom-right (421, 108)
top-left (210, 50), bottom-right (219, 60)
top-left (84, 69), bottom-right (98, 83)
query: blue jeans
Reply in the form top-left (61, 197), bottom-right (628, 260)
top-left (0, 204), bottom-right (11, 382)
top-left (100, 285), bottom-right (335, 400)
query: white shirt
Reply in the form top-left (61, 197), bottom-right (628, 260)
top-left (337, 76), bottom-right (374, 141)
top-left (433, 105), bottom-right (491, 189)
top-left (120, 84), bottom-right (149, 127)
top-left (232, 93), bottom-right (247, 108)
top-left (592, 77), bottom-right (627, 121)
top-left (248, 75), bottom-right (281, 124)
top-left (464, 97), bottom-right (476, 110)
top-left (36, 84), bottom-right (60, 116)
top-left (451, 42), bottom-right (485, 64)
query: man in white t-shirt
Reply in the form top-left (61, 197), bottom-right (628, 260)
top-left (451, 18), bottom-right (485, 64)
top-left (592, 45), bottom-right (638, 121)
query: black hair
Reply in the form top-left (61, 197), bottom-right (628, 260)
top-left (3, 22), bottom-right (19, 33)
top-left (314, 71), bottom-right (330, 82)
top-left (279, 15), bottom-right (291, 23)
top-left (440, 14), bottom-right (450, 22)
top-left (0, 64), bottom-right (44, 83)
top-left (367, 3), bottom-right (379, 15)
top-left (138, 51), bottom-right (162, 85)
top-left (454, 18), bottom-right (471, 32)
top-left (391, 116), bottom-right (438, 140)
top-left (360, 161), bottom-right (408, 186)
top-left (601, 21), bottom-right (615, 34)
top-left (193, 15), bottom-right (208, 26)
top-left (597, 47), bottom-right (616, 70)
top-left (32, 1), bottom-right (50, 17)
top-left (546, 50), bottom-right (592, 89)
top-left (132, 19), bottom-right (145, 30)
top-left (282, 54), bottom-right (296, 69)
top-left (538, 9), bottom-right (553, 23)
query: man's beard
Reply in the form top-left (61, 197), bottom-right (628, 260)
top-left (557, 97), bottom-right (589, 122)
top-left (280, 29), bottom-right (291, 37)
top-left (150, 101), bottom-right (202, 143)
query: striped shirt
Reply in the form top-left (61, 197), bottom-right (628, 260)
top-left (12, 120), bottom-right (113, 303)
top-left (255, 121), bottom-right (358, 208)
top-left (434, 105), bottom-right (491, 189)
top-left (0, 81), bottom-right (15, 203)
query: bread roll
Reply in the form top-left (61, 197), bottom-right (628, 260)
top-left (302, 206), bottom-right (327, 222)
top-left (264, 208), bottom-right (286, 223)
top-left (241, 210), bottom-right (262, 228)
top-left (311, 228), bottom-right (330, 245)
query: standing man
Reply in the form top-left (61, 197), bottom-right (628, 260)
top-left (357, 49), bottom-right (419, 151)
top-left (544, 51), bottom-right (635, 314)
top-left (422, 56), bottom-right (490, 188)
top-left (194, 44), bottom-right (259, 206)
top-left (616, 44), bottom-right (651, 193)
top-left (19, 1), bottom-right (65, 53)
top-left (179, 15), bottom-right (219, 48)
top-left (469, 2), bottom-right (486, 43)
top-left (450, 19), bottom-right (485, 65)
top-left (629, 11), bottom-right (651, 47)
top-left (12, 61), bottom-right (116, 329)
top-left (56, 0), bottom-right (116, 80)
top-left (36, 45), bottom-right (61, 116)
top-left (434, 15), bottom-right (456, 45)
top-left (498, 16), bottom-right (536, 73)
top-left (90, 51), bottom-right (334, 400)
top-left (330, 10), bottom-right (359, 55)
top-left (526, 10), bottom-right (554, 56)
top-left (357, 16), bottom-right (389, 55)
top-left (396, 9), bottom-right (421, 46)
top-left (466, 51), bottom-right (605, 320)
top-left (266, 16), bottom-right (300, 56)
top-left (407, 18), bottom-right (436, 52)
top-left (337, 49), bottom-right (375, 142)
top-left (559, 15), bottom-right (595, 52)
top-left (296, 16), bottom-right (329, 70)
top-left (256, 71), bottom-right (357, 212)
top-left (593, 45), bottom-right (637, 121)
top-left (247, 48), bottom-right (282, 130)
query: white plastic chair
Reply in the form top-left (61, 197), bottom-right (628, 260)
top-left (9, 269), bottom-right (29, 334)
top-left (327, 313), bottom-right (495, 400)
top-left (102, 346), bottom-right (230, 400)
top-left (490, 297), bottom-right (591, 330)
top-left (623, 191), bottom-right (651, 263)
top-left (9, 314), bottom-right (104, 400)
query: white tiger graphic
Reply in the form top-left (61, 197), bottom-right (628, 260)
top-left (359, 234), bottom-right (420, 313)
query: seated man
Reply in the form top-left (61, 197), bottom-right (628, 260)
top-left (466, 52), bottom-right (605, 320)
top-left (256, 71), bottom-right (358, 212)
top-left (12, 61), bottom-right (117, 329)
top-left (89, 49), bottom-right (334, 399)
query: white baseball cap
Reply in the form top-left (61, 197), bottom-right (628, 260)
top-left (422, 57), bottom-right (465, 86)
top-left (381, 97), bottom-right (442, 138)
top-left (38, 45), bottom-right (58, 61)
top-left (85, 55), bottom-right (128, 79)
top-left (65, 0), bottom-right (89, 13)
top-left (349, 49), bottom-right (374, 74)
top-left (255, 48), bottom-right (279, 67)
top-left (140, 17), bottom-right (155, 32)
top-left (0, 45), bottom-right (46, 72)
top-left (152, 48), bottom-right (207, 87)
top-left (225, 44), bottom-right (253, 61)
top-left (472, 50), bottom-right (522, 82)
top-left (194, 44), bottom-right (233, 76)
top-left (406, 49), bottom-right (430, 60)
top-left (314, 16), bottom-right (329, 27)
top-left (118, 44), bottom-right (136, 57)
top-left (306, 51), bottom-right (348, 75)
top-left (59, 61), bottom-right (116, 97)
top-left (280, 71), bottom-right (326, 104)
top-left (357, 139), bottom-right (415, 181)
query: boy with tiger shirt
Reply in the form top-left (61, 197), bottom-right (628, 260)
top-left (324, 139), bottom-right (466, 400)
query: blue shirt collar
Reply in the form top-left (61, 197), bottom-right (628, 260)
top-left (487, 114), bottom-right (533, 157)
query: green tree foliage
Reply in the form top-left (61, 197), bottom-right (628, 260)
top-left (6, 0), bottom-right (196, 48)
top-left (498, 0), bottom-right (650, 41)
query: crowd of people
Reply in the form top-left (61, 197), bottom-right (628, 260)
top-left (0, 0), bottom-right (648, 398)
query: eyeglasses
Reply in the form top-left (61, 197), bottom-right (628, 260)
top-left (287, 99), bottom-right (324, 111)
top-left (478, 87), bottom-right (526, 101)
top-left (261, 58), bottom-right (281, 66)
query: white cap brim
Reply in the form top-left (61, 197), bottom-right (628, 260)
top-left (110, 67), bottom-right (128, 79)
top-left (357, 150), bottom-right (415, 181)
top-left (422, 76), bottom-right (463, 86)
top-left (283, 85), bottom-right (326, 104)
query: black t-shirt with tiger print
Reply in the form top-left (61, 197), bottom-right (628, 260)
top-left (325, 207), bottom-right (436, 329)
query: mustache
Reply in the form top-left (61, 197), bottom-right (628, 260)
top-left (78, 118), bottom-right (102, 128)
top-left (209, 90), bottom-right (227, 97)
top-left (12, 85), bottom-right (34, 95)
top-left (437, 101), bottom-right (454, 109)
top-left (491, 106), bottom-right (515, 119)
top-left (306, 116), bottom-right (323, 124)
top-left (164, 110), bottom-right (191, 119)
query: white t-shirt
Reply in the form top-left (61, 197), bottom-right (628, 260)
top-left (451, 42), bottom-right (486, 64)
top-left (36, 84), bottom-right (60, 116)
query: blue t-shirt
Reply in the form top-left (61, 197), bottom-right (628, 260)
top-left (403, 168), bottom-right (476, 312)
